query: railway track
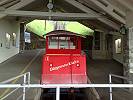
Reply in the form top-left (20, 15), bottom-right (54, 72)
top-left (40, 88), bottom-right (88, 100)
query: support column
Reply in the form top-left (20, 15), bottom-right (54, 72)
top-left (20, 23), bottom-right (25, 52)
top-left (101, 32), bottom-right (106, 51)
top-left (128, 28), bottom-right (133, 83)
top-left (123, 28), bottom-right (129, 83)
top-left (124, 11), bottom-right (133, 83)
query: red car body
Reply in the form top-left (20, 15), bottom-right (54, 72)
top-left (42, 30), bottom-right (87, 84)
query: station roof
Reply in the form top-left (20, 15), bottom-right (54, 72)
top-left (26, 20), bottom-right (94, 37)
top-left (0, 0), bottom-right (132, 32)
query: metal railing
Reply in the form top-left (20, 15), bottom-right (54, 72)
top-left (0, 72), bottom-right (30, 100)
top-left (109, 73), bottom-right (133, 100)
top-left (0, 72), bottom-right (133, 100)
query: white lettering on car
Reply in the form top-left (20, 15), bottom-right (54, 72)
top-left (49, 60), bottom-right (79, 71)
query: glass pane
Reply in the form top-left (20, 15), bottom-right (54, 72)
top-left (70, 37), bottom-right (76, 49)
top-left (59, 37), bottom-right (69, 49)
top-left (49, 37), bottom-right (58, 49)
top-left (48, 36), bottom-right (77, 49)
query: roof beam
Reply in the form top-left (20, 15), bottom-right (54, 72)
top-left (64, 0), bottom-right (120, 30)
top-left (0, 0), bottom-right (21, 8)
top-left (98, 18), bottom-right (120, 30)
top-left (87, 0), bottom-right (125, 24)
top-left (81, 20), bottom-right (110, 32)
top-left (0, 10), bottom-right (102, 20)
top-left (0, 0), bottom-right (36, 19)
top-left (7, 0), bottom-right (35, 10)
top-left (64, 0), bottom-right (99, 16)
top-left (115, 0), bottom-right (133, 11)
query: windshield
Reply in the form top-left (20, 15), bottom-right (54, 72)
top-left (48, 36), bottom-right (77, 49)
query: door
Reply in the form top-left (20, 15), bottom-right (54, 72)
top-left (71, 54), bottom-right (87, 84)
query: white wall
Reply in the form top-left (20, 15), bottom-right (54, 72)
top-left (112, 34), bottom-right (123, 64)
top-left (0, 19), bottom-right (20, 63)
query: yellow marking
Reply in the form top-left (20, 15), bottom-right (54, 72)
top-left (0, 50), bottom-right (41, 99)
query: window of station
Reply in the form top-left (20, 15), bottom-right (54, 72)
top-left (48, 36), bottom-right (77, 49)
top-left (12, 33), bottom-right (16, 46)
top-left (115, 38), bottom-right (122, 53)
top-left (94, 31), bottom-right (100, 50)
top-left (5, 33), bottom-right (11, 49)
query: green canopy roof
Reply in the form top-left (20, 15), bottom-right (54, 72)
top-left (26, 20), bottom-right (94, 37)
top-left (65, 22), bottom-right (93, 36)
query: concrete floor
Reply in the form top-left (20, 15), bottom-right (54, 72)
top-left (87, 59), bottom-right (123, 84)
top-left (87, 58), bottom-right (133, 100)
top-left (0, 49), bottom-right (133, 100)
top-left (0, 49), bottom-right (44, 100)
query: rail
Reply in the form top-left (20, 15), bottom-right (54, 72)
top-left (0, 72), bottom-right (133, 100)
top-left (87, 77), bottom-right (100, 100)
top-left (109, 73), bottom-right (133, 100)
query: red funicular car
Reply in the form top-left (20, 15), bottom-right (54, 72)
top-left (42, 30), bottom-right (87, 84)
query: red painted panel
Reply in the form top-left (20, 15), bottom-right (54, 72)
top-left (42, 74), bottom-right (71, 84)
top-left (71, 54), bottom-right (87, 84)
top-left (42, 54), bottom-right (87, 84)
top-left (71, 54), bottom-right (86, 74)
top-left (42, 55), bottom-right (72, 84)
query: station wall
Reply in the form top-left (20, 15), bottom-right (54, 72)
top-left (91, 31), bottom-right (123, 64)
top-left (92, 32), bottom-right (112, 60)
top-left (0, 19), bottom-right (20, 63)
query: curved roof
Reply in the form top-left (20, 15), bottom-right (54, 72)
top-left (26, 20), bottom-right (94, 37)
top-left (45, 30), bottom-right (85, 38)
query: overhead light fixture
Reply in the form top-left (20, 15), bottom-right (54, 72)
top-left (47, 0), bottom-right (53, 20)
top-left (119, 24), bottom-right (127, 35)
top-left (47, 2), bottom-right (53, 10)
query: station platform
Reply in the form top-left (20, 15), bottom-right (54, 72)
top-left (0, 49), bottom-right (44, 100)
top-left (87, 59), bottom-right (132, 100)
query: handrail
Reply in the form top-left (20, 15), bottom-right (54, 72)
top-left (0, 84), bottom-right (133, 100)
top-left (16, 88), bottom-right (30, 100)
top-left (109, 74), bottom-right (133, 100)
top-left (1, 84), bottom-right (133, 88)
top-left (0, 73), bottom-right (133, 100)
top-left (0, 72), bottom-right (30, 84)
top-left (0, 72), bottom-right (30, 100)
top-left (110, 74), bottom-right (129, 81)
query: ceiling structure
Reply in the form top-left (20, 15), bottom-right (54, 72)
top-left (0, 0), bottom-right (132, 32)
